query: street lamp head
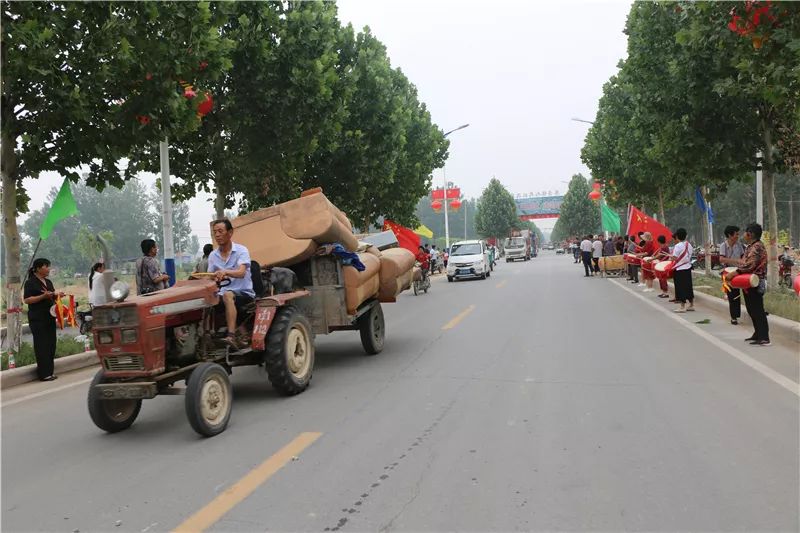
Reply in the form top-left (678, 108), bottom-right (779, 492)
top-left (444, 123), bottom-right (470, 137)
top-left (571, 117), bottom-right (594, 125)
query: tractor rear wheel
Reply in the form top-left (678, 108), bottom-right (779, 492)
top-left (265, 306), bottom-right (315, 396)
top-left (359, 303), bottom-right (385, 355)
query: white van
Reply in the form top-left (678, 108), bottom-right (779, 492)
top-left (447, 240), bottom-right (490, 282)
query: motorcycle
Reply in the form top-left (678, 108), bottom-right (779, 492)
top-left (779, 255), bottom-right (795, 287)
top-left (413, 263), bottom-right (431, 295)
top-left (691, 248), bottom-right (722, 270)
top-left (76, 308), bottom-right (93, 335)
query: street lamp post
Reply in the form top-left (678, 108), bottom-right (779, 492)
top-left (442, 124), bottom-right (469, 251)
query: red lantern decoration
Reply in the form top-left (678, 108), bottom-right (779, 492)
top-left (183, 87), bottom-right (196, 99)
top-left (197, 92), bottom-right (213, 117)
top-left (449, 198), bottom-right (462, 212)
top-left (589, 190), bottom-right (602, 201)
top-left (793, 274), bottom-right (800, 297)
top-left (431, 199), bottom-right (443, 213)
top-left (592, 182), bottom-right (601, 190)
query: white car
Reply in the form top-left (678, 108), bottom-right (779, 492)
top-left (447, 240), bottom-right (490, 281)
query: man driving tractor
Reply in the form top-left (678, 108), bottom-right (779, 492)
top-left (207, 219), bottom-right (255, 350)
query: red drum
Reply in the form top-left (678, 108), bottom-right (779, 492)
top-left (730, 274), bottom-right (759, 289)
top-left (654, 260), bottom-right (675, 279)
top-left (623, 253), bottom-right (641, 266)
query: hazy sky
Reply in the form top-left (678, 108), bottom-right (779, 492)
top-left (21, 0), bottom-right (631, 237)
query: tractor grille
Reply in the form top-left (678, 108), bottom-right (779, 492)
top-left (103, 355), bottom-right (145, 372)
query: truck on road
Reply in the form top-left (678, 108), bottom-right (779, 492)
top-left (504, 229), bottom-right (532, 262)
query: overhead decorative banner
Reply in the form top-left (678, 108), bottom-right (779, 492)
top-left (431, 188), bottom-right (461, 200)
top-left (515, 195), bottom-right (564, 220)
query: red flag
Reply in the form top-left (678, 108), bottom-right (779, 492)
top-left (626, 206), bottom-right (672, 243)
top-left (383, 220), bottom-right (421, 253)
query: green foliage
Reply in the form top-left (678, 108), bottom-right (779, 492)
top-left (2, 1), bottom-right (234, 204)
top-left (415, 189), bottom-right (478, 243)
top-left (21, 180), bottom-right (194, 273)
top-left (555, 174), bottom-right (601, 238)
top-left (474, 178), bottom-right (519, 239)
top-left (73, 226), bottom-right (115, 264)
top-left (126, 2), bottom-right (447, 228)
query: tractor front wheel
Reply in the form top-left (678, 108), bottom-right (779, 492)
top-left (185, 362), bottom-right (232, 437)
top-left (88, 369), bottom-right (142, 433)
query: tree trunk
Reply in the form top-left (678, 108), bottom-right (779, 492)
top-left (1, 129), bottom-right (22, 369)
top-left (763, 124), bottom-right (779, 288)
top-left (658, 190), bottom-right (666, 226)
top-left (214, 181), bottom-right (225, 220)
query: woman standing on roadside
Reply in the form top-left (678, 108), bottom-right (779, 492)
top-left (88, 262), bottom-right (107, 307)
top-left (22, 258), bottom-right (64, 381)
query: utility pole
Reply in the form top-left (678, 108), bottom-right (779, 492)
top-left (756, 151), bottom-right (763, 226)
top-left (160, 139), bottom-right (176, 286)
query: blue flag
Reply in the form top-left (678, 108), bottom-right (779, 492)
top-left (694, 187), bottom-right (714, 224)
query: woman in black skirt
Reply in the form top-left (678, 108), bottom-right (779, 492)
top-left (22, 258), bottom-right (64, 381)
top-left (670, 228), bottom-right (695, 313)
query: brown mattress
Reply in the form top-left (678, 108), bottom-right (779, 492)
top-left (343, 253), bottom-right (380, 314)
top-left (230, 191), bottom-right (358, 268)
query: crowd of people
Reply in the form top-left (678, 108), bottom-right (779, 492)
top-left (561, 222), bottom-right (771, 347)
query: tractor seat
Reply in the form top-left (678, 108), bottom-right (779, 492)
top-left (251, 260), bottom-right (266, 298)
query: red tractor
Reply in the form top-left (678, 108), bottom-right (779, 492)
top-left (88, 255), bottom-right (386, 437)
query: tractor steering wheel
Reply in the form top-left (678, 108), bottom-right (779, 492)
top-left (190, 272), bottom-right (232, 288)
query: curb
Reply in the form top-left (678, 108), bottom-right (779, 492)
top-left (1, 351), bottom-right (99, 389)
top-left (669, 281), bottom-right (800, 344)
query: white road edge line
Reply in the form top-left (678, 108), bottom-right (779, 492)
top-left (2, 376), bottom-right (94, 407)
top-left (611, 279), bottom-right (800, 398)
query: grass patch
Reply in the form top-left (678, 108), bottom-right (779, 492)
top-left (1, 337), bottom-right (88, 371)
top-left (691, 273), bottom-right (800, 323)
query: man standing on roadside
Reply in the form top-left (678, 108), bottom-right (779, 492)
top-left (726, 223), bottom-right (769, 346)
top-left (580, 235), bottom-right (593, 277)
top-left (719, 225), bottom-right (745, 325)
top-left (603, 235), bottom-right (616, 257)
top-left (591, 235), bottom-right (603, 273)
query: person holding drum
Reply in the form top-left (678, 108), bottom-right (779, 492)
top-left (671, 228), bottom-right (695, 313)
top-left (719, 225), bottom-right (745, 325)
top-left (725, 222), bottom-right (769, 346)
top-left (636, 232), bottom-right (658, 293)
top-left (654, 235), bottom-right (671, 299)
top-left (22, 258), bottom-right (66, 381)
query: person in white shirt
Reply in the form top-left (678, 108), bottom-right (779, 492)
top-left (670, 228), bottom-right (694, 313)
top-left (580, 235), bottom-right (593, 277)
top-left (429, 245), bottom-right (440, 274)
top-left (591, 235), bottom-right (603, 274)
top-left (88, 262), bottom-right (108, 307)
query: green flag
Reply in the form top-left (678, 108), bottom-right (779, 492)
top-left (39, 178), bottom-right (79, 240)
top-left (601, 201), bottom-right (621, 234)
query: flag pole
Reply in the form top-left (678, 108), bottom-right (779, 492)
top-left (21, 237), bottom-right (43, 287)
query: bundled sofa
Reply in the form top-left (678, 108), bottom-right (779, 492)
top-left (230, 189), bottom-right (412, 314)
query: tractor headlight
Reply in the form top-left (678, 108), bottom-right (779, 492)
top-left (110, 281), bottom-right (130, 302)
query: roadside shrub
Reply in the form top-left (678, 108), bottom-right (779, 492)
top-left (1, 337), bottom-right (88, 371)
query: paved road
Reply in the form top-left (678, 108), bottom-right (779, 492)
top-left (3, 253), bottom-right (798, 532)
